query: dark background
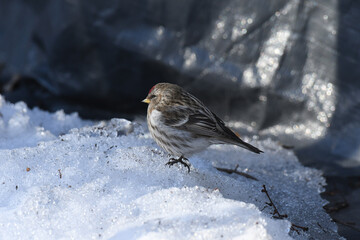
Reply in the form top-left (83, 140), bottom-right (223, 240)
top-left (0, 0), bottom-right (359, 238)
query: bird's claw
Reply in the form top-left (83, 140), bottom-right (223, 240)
top-left (166, 157), bottom-right (191, 173)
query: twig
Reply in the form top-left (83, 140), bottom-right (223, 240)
top-left (260, 205), bottom-right (269, 211)
top-left (291, 224), bottom-right (309, 233)
top-left (282, 145), bottom-right (294, 149)
top-left (323, 201), bottom-right (349, 213)
top-left (333, 218), bottom-right (360, 232)
top-left (215, 164), bottom-right (258, 181)
top-left (317, 222), bottom-right (327, 233)
top-left (58, 169), bottom-right (62, 179)
top-left (261, 185), bottom-right (308, 234)
top-left (261, 185), bottom-right (287, 219)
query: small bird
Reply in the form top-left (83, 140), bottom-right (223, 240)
top-left (142, 83), bottom-right (263, 172)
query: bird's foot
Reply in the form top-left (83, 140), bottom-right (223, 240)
top-left (166, 156), bottom-right (191, 173)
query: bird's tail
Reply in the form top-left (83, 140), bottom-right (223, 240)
top-left (233, 138), bottom-right (263, 154)
top-left (211, 113), bottom-right (263, 154)
top-left (230, 129), bottom-right (263, 154)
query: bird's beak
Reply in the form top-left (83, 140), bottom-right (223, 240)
top-left (142, 98), bottom-right (150, 104)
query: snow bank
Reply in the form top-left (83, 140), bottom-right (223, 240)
top-left (0, 96), bottom-right (341, 239)
top-left (0, 95), bottom-right (90, 149)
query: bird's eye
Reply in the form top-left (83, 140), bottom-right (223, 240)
top-left (149, 94), bottom-right (156, 99)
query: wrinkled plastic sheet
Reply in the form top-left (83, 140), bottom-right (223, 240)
top-left (0, 0), bottom-right (360, 176)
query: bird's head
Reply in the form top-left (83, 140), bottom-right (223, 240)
top-left (142, 83), bottom-right (179, 106)
top-left (142, 84), bottom-right (160, 105)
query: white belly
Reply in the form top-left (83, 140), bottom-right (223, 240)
top-left (148, 109), bottom-right (211, 157)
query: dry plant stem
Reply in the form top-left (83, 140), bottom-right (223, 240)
top-left (333, 218), bottom-right (360, 232)
top-left (215, 164), bottom-right (258, 181)
top-left (323, 201), bottom-right (349, 213)
top-left (261, 185), bottom-right (309, 234)
top-left (291, 224), bottom-right (309, 233)
top-left (261, 185), bottom-right (287, 219)
top-left (317, 222), bottom-right (327, 233)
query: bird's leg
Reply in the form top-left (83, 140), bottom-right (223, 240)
top-left (166, 156), bottom-right (191, 173)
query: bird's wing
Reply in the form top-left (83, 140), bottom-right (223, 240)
top-left (160, 105), bottom-right (263, 154)
top-left (160, 104), bottom-right (226, 139)
top-left (159, 105), bottom-right (193, 127)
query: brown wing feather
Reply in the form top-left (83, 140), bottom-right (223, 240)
top-left (159, 92), bottom-right (263, 154)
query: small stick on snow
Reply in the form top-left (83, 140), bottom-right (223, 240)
top-left (333, 218), bottom-right (360, 232)
top-left (317, 222), bottom-right (327, 233)
top-left (290, 224), bottom-right (309, 234)
top-left (261, 185), bottom-right (287, 219)
top-left (323, 201), bottom-right (349, 213)
top-left (261, 185), bottom-right (309, 234)
top-left (215, 164), bottom-right (258, 181)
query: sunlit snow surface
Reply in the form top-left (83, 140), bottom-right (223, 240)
top-left (0, 96), bottom-right (341, 240)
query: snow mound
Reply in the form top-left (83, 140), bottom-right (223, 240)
top-left (0, 95), bottom-right (91, 149)
top-left (0, 97), bottom-right (341, 239)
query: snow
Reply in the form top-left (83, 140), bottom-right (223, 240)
top-left (0, 95), bottom-right (341, 239)
top-left (0, 95), bottom-right (91, 150)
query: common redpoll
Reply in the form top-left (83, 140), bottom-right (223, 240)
top-left (142, 83), bottom-right (263, 172)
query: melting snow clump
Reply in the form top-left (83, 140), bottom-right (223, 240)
top-left (0, 96), bottom-right (341, 239)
